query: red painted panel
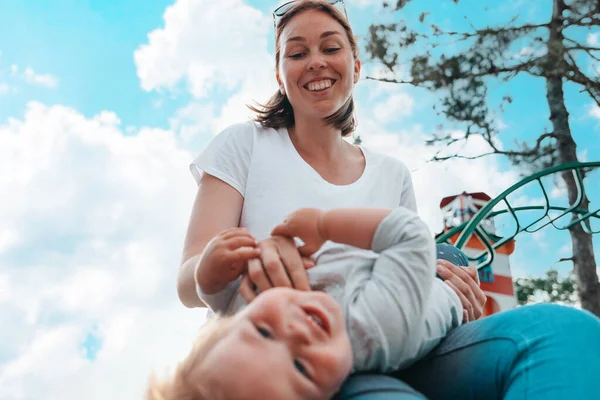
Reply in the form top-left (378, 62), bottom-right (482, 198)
top-left (481, 275), bottom-right (515, 296)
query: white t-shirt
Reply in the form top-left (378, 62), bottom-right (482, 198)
top-left (191, 121), bottom-right (417, 241)
top-left (190, 121), bottom-right (462, 370)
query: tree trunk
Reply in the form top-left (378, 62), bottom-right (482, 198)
top-left (546, 0), bottom-right (600, 316)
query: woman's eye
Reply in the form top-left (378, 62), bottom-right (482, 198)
top-left (294, 359), bottom-right (311, 379)
top-left (289, 53), bottom-right (304, 59)
top-left (325, 47), bottom-right (340, 53)
top-left (256, 326), bottom-right (272, 338)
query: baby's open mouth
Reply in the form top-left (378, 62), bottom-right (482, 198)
top-left (303, 307), bottom-right (331, 336)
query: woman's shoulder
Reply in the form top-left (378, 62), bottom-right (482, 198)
top-left (215, 120), bottom-right (281, 143)
top-left (363, 146), bottom-right (411, 176)
top-left (219, 120), bottom-right (279, 134)
top-left (218, 120), bottom-right (260, 137)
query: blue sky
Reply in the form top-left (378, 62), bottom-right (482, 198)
top-left (0, 0), bottom-right (179, 126)
top-left (2, 0), bottom-right (598, 152)
top-left (0, 0), bottom-right (599, 398)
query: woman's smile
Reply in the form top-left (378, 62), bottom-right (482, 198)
top-left (304, 78), bottom-right (336, 93)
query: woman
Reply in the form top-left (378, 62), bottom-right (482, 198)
top-left (178, 1), bottom-right (600, 399)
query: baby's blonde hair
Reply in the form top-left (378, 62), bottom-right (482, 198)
top-left (146, 314), bottom-right (233, 400)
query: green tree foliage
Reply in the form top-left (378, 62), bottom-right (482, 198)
top-left (515, 268), bottom-right (578, 305)
top-left (366, 0), bottom-right (600, 315)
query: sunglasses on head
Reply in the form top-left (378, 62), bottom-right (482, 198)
top-left (272, 0), bottom-right (348, 31)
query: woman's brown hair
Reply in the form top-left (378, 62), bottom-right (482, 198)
top-left (249, 0), bottom-right (359, 137)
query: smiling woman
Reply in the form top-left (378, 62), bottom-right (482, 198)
top-left (248, 0), bottom-right (359, 136)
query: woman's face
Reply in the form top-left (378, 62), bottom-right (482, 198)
top-left (277, 10), bottom-right (360, 122)
top-left (193, 288), bottom-right (353, 400)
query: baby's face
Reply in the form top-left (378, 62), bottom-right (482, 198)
top-left (192, 288), bottom-right (353, 400)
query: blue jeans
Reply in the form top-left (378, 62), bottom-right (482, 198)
top-left (434, 243), bottom-right (469, 268)
top-left (336, 303), bottom-right (600, 399)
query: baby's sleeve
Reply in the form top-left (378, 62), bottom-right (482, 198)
top-left (196, 277), bottom-right (241, 315)
top-left (345, 207), bottom-right (436, 372)
top-left (416, 279), bottom-right (463, 357)
top-left (190, 122), bottom-right (255, 196)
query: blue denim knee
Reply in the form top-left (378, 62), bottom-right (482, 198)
top-left (335, 374), bottom-right (426, 400)
top-left (435, 243), bottom-right (469, 267)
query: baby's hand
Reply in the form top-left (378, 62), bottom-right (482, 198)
top-left (196, 228), bottom-right (260, 294)
top-left (271, 208), bottom-right (327, 256)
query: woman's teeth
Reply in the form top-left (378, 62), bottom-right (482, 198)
top-left (307, 80), bottom-right (333, 91)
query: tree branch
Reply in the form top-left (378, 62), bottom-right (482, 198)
top-left (430, 151), bottom-right (498, 162)
top-left (433, 22), bottom-right (549, 40)
top-left (562, 5), bottom-right (600, 27)
top-left (428, 131), bottom-right (559, 163)
top-left (558, 257), bottom-right (576, 263)
top-left (564, 37), bottom-right (600, 62)
top-left (565, 52), bottom-right (600, 107)
top-left (369, 54), bottom-right (549, 88)
top-left (364, 76), bottom-right (418, 86)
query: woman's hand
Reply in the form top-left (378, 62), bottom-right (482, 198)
top-left (195, 227), bottom-right (261, 295)
top-left (239, 236), bottom-right (314, 303)
top-left (436, 260), bottom-right (487, 323)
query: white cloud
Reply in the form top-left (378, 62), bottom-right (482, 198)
top-left (135, 0), bottom-right (279, 140)
top-left (0, 56), bottom-right (15, 94)
top-left (373, 92), bottom-right (415, 122)
top-left (348, 0), bottom-right (371, 7)
top-left (0, 229), bottom-right (20, 253)
top-left (589, 104), bottom-right (600, 119)
top-left (134, 0), bottom-right (274, 99)
top-left (0, 82), bottom-right (10, 94)
top-left (0, 102), bottom-right (207, 398)
top-left (0, 273), bottom-right (10, 303)
top-left (0, 325), bottom-right (89, 394)
top-left (354, 81), bottom-right (520, 233)
top-left (347, 0), bottom-right (387, 9)
top-left (169, 101), bottom-right (219, 149)
top-left (22, 67), bottom-right (59, 88)
top-left (518, 47), bottom-right (533, 57)
top-left (10, 65), bottom-right (59, 88)
top-left (558, 243), bottom-right (571, 257)
top-left (550, 183), bottom-right (567, 199)
top-left (515, 46), bottom-right (546, 60)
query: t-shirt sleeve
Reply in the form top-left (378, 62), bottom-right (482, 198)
top-left (398, 162), bottom-right (418, 213)
top-left (189, 122), bottom-right (255, 196)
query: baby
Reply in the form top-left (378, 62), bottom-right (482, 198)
top-left (148, 207), bottom-right (465, 399)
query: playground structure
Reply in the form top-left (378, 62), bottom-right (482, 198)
top-left (437, 192), bottom-right (517, 315)
top-left (436, 162), bottom-right (600, 317)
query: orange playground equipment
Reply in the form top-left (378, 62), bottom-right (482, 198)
top-left (437, 192), bottom-right (516, 316)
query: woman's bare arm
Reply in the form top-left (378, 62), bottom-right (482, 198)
top-left (178, 173), bottom-right (245, 308)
